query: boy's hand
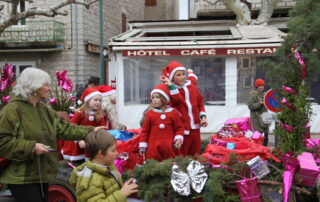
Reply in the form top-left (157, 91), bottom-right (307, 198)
top-left (78, 140), bottom-right (86, 149)
top-left (174, 139), bottom-right (183, 149)
top-left (139, 147), bottom-right (146, 156)
top-left (200, 117), bottom-right (208, 127)
top-left (121, 178), bottom-right (138, 196)
top-left (159, 75), bottom-right (172, 85)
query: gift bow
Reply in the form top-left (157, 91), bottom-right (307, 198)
top-left (1, 64), bottom-right (14, 92)
top-left (282, 85), bottom-right (297, 95)
top-left (56, 70), bottom-right (73, 92)
top-left (171, 160), bottom-right (208, 196)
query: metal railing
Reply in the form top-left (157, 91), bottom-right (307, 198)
top-left (0, 20), bottom-right (65, 43)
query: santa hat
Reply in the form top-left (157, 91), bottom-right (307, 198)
top-left (151, 84), bottom-right (170, 102)
top-left (255, 79), bottom-right (265, 88)
top-left (77, 88), bottom-right (102, 105)
top-left (96, 85), bottom-right (116, 97)
top-left (162, 61), bottom-right (186, 81)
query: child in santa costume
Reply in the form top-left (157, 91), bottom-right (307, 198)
top-left (62, 88), bottom-right (106, 161)
top-left (139, 84), bottom-right (184, 162)
top-left (160, 61), bottom-right (208, 156)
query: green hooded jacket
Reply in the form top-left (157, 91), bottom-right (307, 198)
top-left (69, 161), bottom-right (127, 202)
top-left (0, 95), bottom-right (93, 184)
top-left (248, 90), bottom-right (269, 133)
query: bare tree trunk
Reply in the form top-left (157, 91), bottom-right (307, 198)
top-left (255, 0), bottom-right (279, 25)
top-left (222, 0), bottom-right (251, 25)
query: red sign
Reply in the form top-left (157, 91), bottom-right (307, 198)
top-left (264, 89), bottom-right (283, 112)
top-left (122, 47), bottom-right (278, 57)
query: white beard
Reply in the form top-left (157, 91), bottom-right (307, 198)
top-left (102, 93), bottom-right (121, 130)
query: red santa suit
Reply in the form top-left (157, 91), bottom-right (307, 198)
top-left (162, 61), bottom-right (206, 156)
top-left (139, 107), bottom-right (184, 162)
top-left (62, 111), bottom-right (107, 161)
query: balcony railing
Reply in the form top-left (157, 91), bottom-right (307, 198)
top-left (0, 20), bottom-right (65, 44)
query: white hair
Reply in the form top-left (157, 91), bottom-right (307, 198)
top-left (102, 93), bottom-right (120, 129)
top-left (13, 67), bottom-right (51, 99)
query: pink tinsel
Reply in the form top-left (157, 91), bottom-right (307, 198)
top-left (282, 86), bottom-right (297, 95)
top-left (0, 64), bottom-right (14, 92)
top-left (294, 51), bottom-right (307, 80)
top-left (56, 70), bottom-right (73, 92)
top-left (280, 121), bottom-right (295, 133)
top-left (281, 97), bottom-right (296, 110)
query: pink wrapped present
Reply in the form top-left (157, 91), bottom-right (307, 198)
top-left (224, 117), bottom-right (253, 132)
top-left (304, 139), bottom-right (320, 149)
top-left (236, 177), bottom-right (262, 202)
top-left (297, 152), bottom-right (320, 187)
top-left (252, 131), bottom-right (263, 140)
top-left (211, 138), bottom-right (228, 147)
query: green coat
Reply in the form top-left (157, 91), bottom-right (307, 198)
top-left (0, 95), bottom-right (93, 184)
top-left (248, 90), bottom-right (269, 133)
top-left (69, 161), bottom-right (127, 202)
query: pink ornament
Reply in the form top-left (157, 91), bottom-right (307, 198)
top-left (281, 97), bottom-right (296, 110)
top-left (280, 121), bottom-right (295, 133)
top-left (68, 113), bottom-right (74, 120)
top-left (50, 98), bottom-right (56, 104)
top-left (56, 70), bottom-right (73, 92)
top-left (2, 95), bottom-right (10, 103)
top-left (282, 85), bottom-right (297, 95)
top-left (294, 51), bottom-right (307, 80)
top-left (69, 95), bottom-right (76, 101)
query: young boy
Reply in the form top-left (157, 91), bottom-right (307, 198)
top-left (69, 130), bottom-right (138, 202)
top-left (160, 61), bottom-right (208, 156)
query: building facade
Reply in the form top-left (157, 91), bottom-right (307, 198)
top-left (0, 0), bottom-right (144, 85)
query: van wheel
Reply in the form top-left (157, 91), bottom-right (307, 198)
top-left (49, 179), bottom-right (76, 202)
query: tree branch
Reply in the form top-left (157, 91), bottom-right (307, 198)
top-left (0, 0), bottom-right (98, 34)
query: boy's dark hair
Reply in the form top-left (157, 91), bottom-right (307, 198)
top-left (88, 76), bottom-right (100, 85)
top-left (85, 130), bottom-right (116, 159)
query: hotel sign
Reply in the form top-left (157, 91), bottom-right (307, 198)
top-left (122, 47), bottom-right (278, 57)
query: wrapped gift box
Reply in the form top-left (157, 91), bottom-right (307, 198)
top-left (236, 177), bottom-right (262, 202)
top-left (224, 117), bottom-right (253, 132)
top-left (247, 156), bottom-right (270, 179)
top-left (304, 139), bottom-right (320, 149)
top-left (297, 152), bottom-right (320, 187)
top-left (211, 139), bottom-right (228, 147)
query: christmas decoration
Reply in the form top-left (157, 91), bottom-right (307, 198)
top-left (49, 70), bottom-right (76, 113)
top-left (247, 156), bottom-right (270, 179)
top-left (281, 97), bottom-right (296, 110)
top-left (171, 160), bottom-right (208, 196)
top-left (296, 152), bottom-right (319, 187)
top-left (0, 64), bottom-right (14, 110)
top-left (236, 177), bottom-right (262, 202)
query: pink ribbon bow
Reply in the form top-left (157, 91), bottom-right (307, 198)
top-left (281, 97), bottom-right (296, 110)
top-left (56, 70), bottom-right (73, 92)
top-left (0, 64), bottom-right (14, 92)
top-left (280, 121), bottom-right (295, 133)
top-left (294, 51), bottom-right (306, 80)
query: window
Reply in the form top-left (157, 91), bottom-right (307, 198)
top-left (123, 56), bottom-right (226, 105)
top-left (0, 62), bottom-right (36, 80)
top-left (145, 0), bottom-right (156, 7)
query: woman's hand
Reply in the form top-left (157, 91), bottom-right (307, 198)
top-left (121, 178), bottom-right (138, 196)
top-left (34, 143), bottom-right (50, 155)
top-left (94, 126), bottom-right (108, 132)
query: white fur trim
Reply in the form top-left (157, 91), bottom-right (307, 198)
top-left (170, 88), bottom-right (179, 95)
top-left (151, 89), bottom-right (170, 102)
top-left (139, 142), bottom-right (148, 148)
top-left (169, 67), bottom-right (186, 80)
top-left (84, 91), bottom-right (102, 102)
top-left (183, 85), bottom-right (199, 129)
top-left (200, 112), bottom-right (206, 117)
top-left (174, 135), bottom-right (184, 142)
top-left (152, 107), bottom-right (174, 113)
top-left (62, 153), bottom-right (85, 161)
top-left (101, 89), bottom-right (116, 97)
top-left (188, 73), bottom-right (198, 80)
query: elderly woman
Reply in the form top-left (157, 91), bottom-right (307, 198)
top-left (0, 68), bottom-right (104, 202)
